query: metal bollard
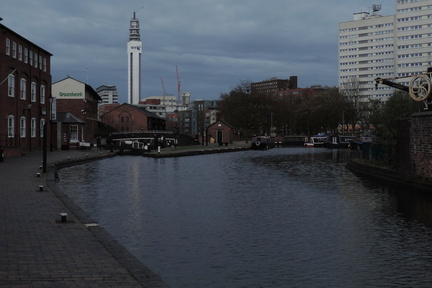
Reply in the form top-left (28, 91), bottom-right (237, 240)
top-left (59, 213), bottom-right (67, 223)
top-left (38, 185), bottom-right (44, 192)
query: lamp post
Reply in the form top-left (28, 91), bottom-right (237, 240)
top-left (49, 96), bottom-right (54, 151)
top-left (270, 112), bottom-right (273, 136)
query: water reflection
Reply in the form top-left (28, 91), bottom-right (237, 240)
top-left (59, 148), bottom-right (432, 288)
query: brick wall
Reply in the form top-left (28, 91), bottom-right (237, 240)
top-left (396, 118), bottom-right (411, 174)
top-left (409, 111), bottom-right (432, 178)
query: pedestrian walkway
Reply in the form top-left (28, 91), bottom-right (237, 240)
top-left (0, 149), bottom-right (169, 288)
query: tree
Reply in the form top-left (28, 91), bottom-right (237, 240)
top-left (220, 81), bottom-right (357, 137)
top-left (369, 91), bottom-right (423, 143)
top-left (219, 81), bottom-right (267, 138)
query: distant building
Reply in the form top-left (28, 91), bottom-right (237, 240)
top-left (274, 87), bottom-right (331, 98)
top-left (181, 92), bottom-right (191, 106)
top-left (52, 77), bottom-right (101, 149)
top-left (189, 100), bottom-right (219, 137)
top-left (0, 23), bottom-right (52, 156)
top-left (127, 11), bottom-right (142, 105)
top-left (141, 95), bottom-right (178, 115)
top-left (96, 85), bottom-right (119, 104)
top-left (251, 76), bottom-right (298, 94)
top-left (100, 103), bottom-right (165, 132)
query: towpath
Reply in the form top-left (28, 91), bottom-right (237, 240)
top-left (0, 149), bottom-right (169, 288)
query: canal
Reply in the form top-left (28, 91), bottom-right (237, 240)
top-left (59, 147), bottom-right (432, 287)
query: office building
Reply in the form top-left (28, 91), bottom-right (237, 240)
top-left (251, 76), bottom-right (298, 95)
top-left (96, 85), bottom-right (119, 104)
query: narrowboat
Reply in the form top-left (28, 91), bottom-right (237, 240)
top-left (304, 134), bottom-right (327, 147)
top-left (327, 135), bottom-right (355, 149)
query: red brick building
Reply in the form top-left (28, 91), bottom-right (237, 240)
top-left (207, 120), bottom-right (234, 144)
top-left (52, 77), bottom-right (101, 149)
top-left (100, 103), bottom-right (165, 132)
top-left (0, 23), bottom-right (52, 156)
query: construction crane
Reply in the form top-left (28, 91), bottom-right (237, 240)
top-left (160, 77), bottom-right (167, 95)
top-left (176, 65), bottom-right (181, 104)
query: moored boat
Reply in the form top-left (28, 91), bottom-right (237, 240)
top-left (349, 135), bottom-right (374, 150)
top-left (327, 135), bottom-right (355, 149)
top-left (304, 134), bottom-right (327, 147)
top-left (251, 136), bottom-right (273, 150)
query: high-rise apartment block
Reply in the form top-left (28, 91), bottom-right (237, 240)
top-left (127, 11), bottom-right (142, 105)
top-left (338, 0), bottom-right (432, 103)
top-left (96, 85), bottom-right (119, 104)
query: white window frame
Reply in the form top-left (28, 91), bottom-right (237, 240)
top-left (8, 74), bottom-right (15, 97)
top-left (18, 44), bottom-right (22, 61)
top-left (24, 48), bottom-right (28, 63)
top-left (20, 116), bottom-right (26, 138)
top-left (31, 118), bottom-right (36, 138)
top-left (40, 85), bottom-right (45, 104)
top-left (12, 41), bottom-right (17, 58)
top-left (6, 38), bottom-right (10, 55)
top-left (31, 82), bottom-right (36, 102)
top-left (8, 115), bottom-right (15, 138)
top-left (70, 125), bottom-right (78, 142)
top-left (20, 78), bottom-right (26, 100)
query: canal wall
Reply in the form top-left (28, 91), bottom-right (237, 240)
top-left (350, 111), bottom-right (432, 191)
top-left (407, 111), bottom-right (432, 179)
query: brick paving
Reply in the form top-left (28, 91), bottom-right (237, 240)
top-left (0, 149), bottom-right (169, 288)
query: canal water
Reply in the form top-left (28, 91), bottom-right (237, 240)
top-left (59, 148), bottom-right (432, 288)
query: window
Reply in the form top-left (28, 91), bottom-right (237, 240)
top-left (40, 85), bottom-right (45, 104)
top-left (40, 119), bottom-right (45, 137)
top-left (34, 52), bottom-right (38, 67)
top-left (43, 58), bottom-right (47, 72)
top-left (8, 74), bottom-right (15, 97)
top-left (18, 45), bottom-right (22, 61)
top-left (29, 50), bottom-right (33, 65)
top-left (20, 78), bottom-right (26, 100)
top-left (31, 118), bottom-right (36, 138)
top-left (24, 48), bottom-right (28, 63)
top-left (70, 125), bottom-right (78, 142)
top-left (12, 42), bottom-right (16, 58)
top-left (8, 115), bottom-right (14, 138)
top-left (31, 82), bottom-right (36, 102)
top-left (6, 38), bottom-right (10, 55)
top-left (39, 55), bottom-right (42, 70)
top-left (20, 116), bottom-right (26, 138)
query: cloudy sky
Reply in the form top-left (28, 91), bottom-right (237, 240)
top-left (2, 1), bottom-right (394, 103)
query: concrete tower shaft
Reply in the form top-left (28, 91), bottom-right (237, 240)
top-left (127, 11), bottom-right (142, 105)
